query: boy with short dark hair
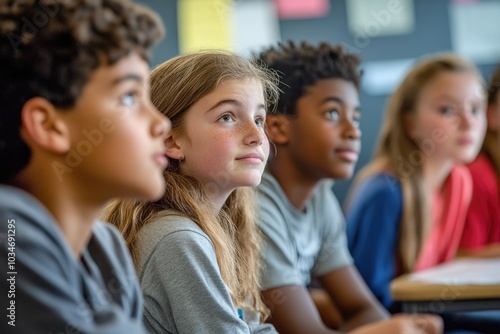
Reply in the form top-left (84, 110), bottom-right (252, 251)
top-left (0, 1), bottom-right (169, 333)
top-left (256, 41), bottom-right (442, 334)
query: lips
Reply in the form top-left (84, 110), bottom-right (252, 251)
top-left (458, 137), bottom-right (474, 145)
top-left (335, 149), bottom-right (359, 162)
top-left (153, 153), bottom-right (168, 168)
top-left (236, 153), bottom-right (264, 164)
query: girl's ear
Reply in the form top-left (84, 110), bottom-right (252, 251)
top-left (403, 112), bottom-right (418, 141)
top-left (20, 97), bottom-right (71, 154)
top-left (164, 134), bottom-right (184, 160)
top-left (266, 114), bottom-right (290, 145)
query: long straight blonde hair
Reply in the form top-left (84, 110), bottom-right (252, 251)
top-left (102, 51), bottom-right (279, 319)
top-left (350, 54), bottom-right (484, 273)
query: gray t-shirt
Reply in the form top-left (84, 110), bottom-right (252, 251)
top-left (0, 185), bottom-right (145, 334)
top-left (257, 172), bottom-right (353, 289)
top-left (136, 211), bottom-right (277, 334)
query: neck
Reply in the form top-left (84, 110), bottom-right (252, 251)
top-left (268, 153), bottom-right (321, 212)
top-left (12, 164), bottom-right (105, 258)
top-left (422, 156), bottom-right (454, 193)
top-left (205, 187), bottom-right (232, 215)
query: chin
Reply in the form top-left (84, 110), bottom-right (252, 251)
top-left (139, 178), bottom-right (167, 201)
top-left (235, 175), bottom-right (263, 187)
top-left (328, 168), bottom-right (354, 180)
top-left (458, 155), bottom-right (479, 164)
top-left (457, 150), bottom-right (482, 164)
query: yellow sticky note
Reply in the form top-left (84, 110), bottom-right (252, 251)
top-left (178, 0), bottom-right (233, 53)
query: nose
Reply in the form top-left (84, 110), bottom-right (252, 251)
top-left (457, 109), bottom-right (473, 131)
top-left (343, 119), bottom-right (361, 140)
top-left (244, 120), bottom-right (264, 146)
top-left (149, 102), bottom-right (171, 139)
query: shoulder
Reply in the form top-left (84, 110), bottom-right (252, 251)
top-left (310, 180), bottom-right (344, 227)
top-left (257, 171), bottom-right (287, 209)
top-left (0, 185), bottom-right (70, 260)
top-left (351, 173), bottom-right (403, 208)
top-left (314, 180), bottom-right (340, 208)
top-left (0, 185), bottom-right (58, 234)
top-left (346, 173), bottom-right (403, 234)
top-left (140, 213), bottom-right (211, 247)
top-left (138, 213), bottom-right (216, 270)
top-left (92, 221), bottom-right (125, 248)
top-left (256, 172), bottom-right (289, 226)
top-left (91, 222), bottom-right (134, 267)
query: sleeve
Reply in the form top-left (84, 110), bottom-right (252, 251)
top-left (345, 175), bottom-right (402, 311)
top-left (140, 228), bottom-right (251, 334)
top-left (0, 199), bottom-right (145, 334)
top-left (257, 196), bottom-right (304, 290)
top-left (313, 185), bottom-right (353, 278)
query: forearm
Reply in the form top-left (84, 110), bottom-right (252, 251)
top-left (339, 301), bottom-right (389, 332)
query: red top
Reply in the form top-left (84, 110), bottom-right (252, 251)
top-left (415, 165), bottom-right (473, 271)
top-left (460, 153), bottom-right (500, 250)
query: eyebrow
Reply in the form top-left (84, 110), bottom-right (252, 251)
top-left (320, 96), bottom-right (361, 112)
top-left (111, 73), bottom-right (144, 86)
top-left (206, 99), bottom-right (266, 113)
top-left (434, 94), bottom-right (484, 102)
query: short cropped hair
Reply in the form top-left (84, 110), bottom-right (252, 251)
top-left (257, 40), bottom-right (362, 116)
top-left (0, 0), bottom-right (164, 183)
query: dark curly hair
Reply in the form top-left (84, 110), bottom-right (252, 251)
top-left (0, 0), bottom-right (164, 183)
top-left (256, 40), bottom-right (362, 116)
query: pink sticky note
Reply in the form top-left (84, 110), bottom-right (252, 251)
top-left (275, 0), bottom-right (330, 19)
top-left (452, 0), bottom-right (479, 4)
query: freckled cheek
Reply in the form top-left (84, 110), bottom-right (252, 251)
top-left (196, 135), bottom-right (234, 167)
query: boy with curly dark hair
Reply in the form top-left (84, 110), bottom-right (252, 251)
top-left (256, 41), bottom-right (442, 334)
top-left (0, 1), bottom-right (169, 333)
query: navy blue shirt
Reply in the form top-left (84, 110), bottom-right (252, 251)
top-left (345, 174), bottom-right (403, 311)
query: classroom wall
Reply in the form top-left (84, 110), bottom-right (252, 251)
top-left (137, 0), bottom-right (499, 206)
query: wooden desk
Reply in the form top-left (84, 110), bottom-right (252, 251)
top-left (390, 259), bottom-right (500, 314)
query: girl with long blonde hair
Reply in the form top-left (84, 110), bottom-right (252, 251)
top-left (345, 54), bottom-right (487, 315)
top-left (102, 51), bottom-right (279, 334)
top-left (459, 65), bottom-right (500, 257)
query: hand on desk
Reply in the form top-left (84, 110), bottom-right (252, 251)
top-left (349, 314), bottom-right (443, 334)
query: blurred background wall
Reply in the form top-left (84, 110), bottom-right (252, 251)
top-left (136, 0), bottom-right (500, 206)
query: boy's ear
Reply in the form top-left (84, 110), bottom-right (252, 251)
top-left (266, 114), bottom-right (290, 145)
top-left (164, 134), bottom-right (184, 160)
top-left (20, 97), bottom-right (71, 154)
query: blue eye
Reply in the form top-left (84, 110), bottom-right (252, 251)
top-left (121, 92), bottom-right (137, 107)
top-left (218, 114), bottom-right (234, 123)
top-left (440, 106), bottom-right (456, 116)
top-left (470, 106), bottom-right (483, 116)
top-left (325, 110), bottom-right (340, 121)
top-left (255, 117), bottom-right (265, 127)
top-left (352, 117), bottom-right (360, 128)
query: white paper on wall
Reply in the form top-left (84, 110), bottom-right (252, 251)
top-left (346, 0), bottom-right (415, 38)
top-left (362, 58), bottom-right (415, 96)
top-left (450, 1), bottom-right (500, 64)
top-left (233, 0), bottom-right (281, 57)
